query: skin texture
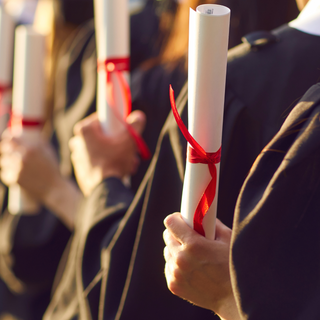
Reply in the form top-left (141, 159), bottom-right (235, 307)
top-left (163, 213), bottom-right (241, 320)
top-left (69, 110), bottom-right (146, 197)
top-left (0, 129), bottom-right (81, 230)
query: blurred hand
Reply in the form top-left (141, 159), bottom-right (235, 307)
top-left (163, 213), bottom-right (240, 320)
top-left (69, 110), bottom-right (146, 196)
top-left (1, 129), bottom-right (61, 199)
top-left (0, 129), bottom-right (81, 229)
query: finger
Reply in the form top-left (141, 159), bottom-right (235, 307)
top-left (0, 140), bottom-right (25, 156)
top-left (0, 140), bottom-right (15, 154)
top-left (69, 137), bottom-right (86, 162)
top-left (73, 112), bottom-right (99, 136)
top-left (0, 152), bottom-right (22, 185)
top-left (164, 261), bottom-right (174, 287)
top-left (68, 136), bottom-right (78, 152)
top-left (69, 135), bottom-right (86, 152)
top-left (0, 134), bottom-right (22, 148)
top-left (1, 128), bottom-right (12, 140)
top-left (163, 246), bottom-right (171, 262)
top-left (215, 218), bottom-right (232, 243)
top-left (126, 110), bottom-right (146, 135)
top-left (10, 136), bottom-right (24, 146)
top-left (164, 212), bottom-right (196, 245)
top-left (163, 228), bottom-right (180, 248)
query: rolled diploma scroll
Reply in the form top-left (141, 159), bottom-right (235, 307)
top-left (94, 0), bottom-right (130, 135)
top-left (0, 8), bottom-right (15, 135)
top-left (8, 25), bottom-right (46, 215)
top-left (180, 5), bottom-right (230, 240)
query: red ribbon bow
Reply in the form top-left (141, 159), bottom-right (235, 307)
top-left (97, 57), bottom-right (151, 160)
top-left (169, 85), bottom-right (221, 236)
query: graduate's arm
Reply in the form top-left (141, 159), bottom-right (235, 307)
top-left (163, 213), bottom-right (241, 320)
top-left (0, 130), bottom-right (82, 230)
top-left (69, 110), bottom-right (146, 198)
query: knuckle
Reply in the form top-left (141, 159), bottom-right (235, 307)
top-left (172, 265), bottom-right (185, 283)
top-left (79, 124), bottom-right (89, 136)
top-left (186, 237), bottom-right (202, 256)
top-left (175, 251), bottom-right (189, 271)
top-left (167, 280), bottom-right (180, 296)
top-left (167, 275), bottom-right (186, 298)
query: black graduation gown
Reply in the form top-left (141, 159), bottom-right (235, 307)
top-left (0, 6), bottom-right (164, 319)
top-left (231, 83), bottom-right (320, 320)
top-left (219, 25), bottom-right (320, 227)
top-left (44, 25), bottom-right (320, 319)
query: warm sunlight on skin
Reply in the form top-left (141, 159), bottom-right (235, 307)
top-left (296, 0), bottom-right (309, 11)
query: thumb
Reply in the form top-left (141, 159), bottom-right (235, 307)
top-left (164, 212), bottom-right (197, 245)
top-left (73, 112), bottom-right (99, 136)
top-left (126, 110), bottom-right (146, 135)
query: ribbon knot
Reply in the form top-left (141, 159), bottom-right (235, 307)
top-left (98, 57), bottom-right (131, 117)
top-left (97, 57), bottom-right (151, 160)
top-left (170, 85), bottom-right (221, 236)
top-left (188, 146), bottom-right (221, 165)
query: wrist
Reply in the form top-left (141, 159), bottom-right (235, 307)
top-left (81, 168), bottom-right (125, 197)
top-left (43, 177), bottom-right (82, 230)
top-left (216, 295), bottom-right (241, 320)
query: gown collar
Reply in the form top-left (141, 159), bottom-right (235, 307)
top-left (289, 0), bottom-right (320, 36)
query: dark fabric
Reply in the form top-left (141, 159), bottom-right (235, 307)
top-left (219, 25), bottom-right (320, 227)
top-left (60, 0), bottom-right (94, 26)
top-left (44, 84), bottom-right (217, 320)
top-left (3, 22), bottom-right (320, 320)
top-left (0, 7), bottom-right (163, 320)
top-left (217, 0), bottom-right (299, 48)
top-left (130, 1), bottom-right (162, 71)
top-left (0, 209), bottom-right (70, 320)
top-left (0, 21), bottom-right (96, 320)
top-left (44, 178), bottom-right (134, 320)
top-left (44, 25), bottom-right (320, 319)
top-left (231, 83), bottom-right (320, 320)
top-left (131, 60), bottom-right (187, 191)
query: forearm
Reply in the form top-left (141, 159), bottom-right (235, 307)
top-left (42, 177), bottom-right (82, 230)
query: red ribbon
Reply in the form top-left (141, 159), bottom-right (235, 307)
top-left (169, 85), bottom-right (221, 236)
top-left (9, 113), bottom-right (44, 129)
top-left (97, 57), bottom-right (151, 160)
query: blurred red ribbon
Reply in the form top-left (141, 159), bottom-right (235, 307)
top-left (169, 85), bottom-right (221, 236)
top-left (98, 57), bottom-right (151, 160)
top-left (9, 113), bottom-right (44, 128)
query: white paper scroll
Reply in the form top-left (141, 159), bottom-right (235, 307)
top-left (8, 25), bottom-right (46, 215)
top-left (94, 0), bottom-right (130, 135)
top-left (0, 7), bottom-right (15, 135)
top-left (180, 4), bottom-right (230, 239)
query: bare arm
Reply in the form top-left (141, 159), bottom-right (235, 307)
top-left (0, 130), bottom-right (82, 230)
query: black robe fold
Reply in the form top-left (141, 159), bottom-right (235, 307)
top-left (231, 83), bottom-right (320, 320)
